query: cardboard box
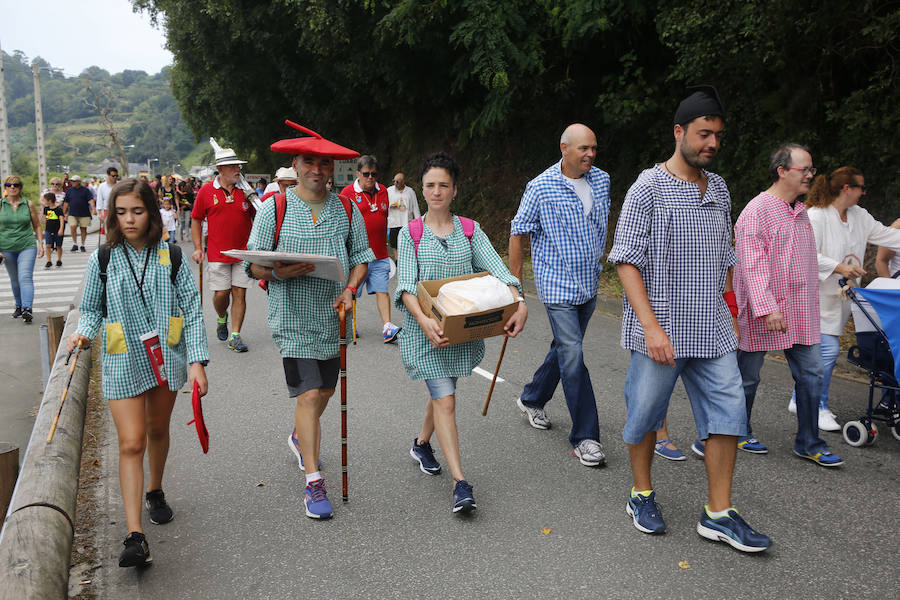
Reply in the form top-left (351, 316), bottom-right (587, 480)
top-left (416, 272), bottom-right (518, 346)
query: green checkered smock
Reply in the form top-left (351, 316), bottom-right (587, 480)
top-left (394, 215), bottom-right (521, 380)
top-left (76, 241), bottom-right (209, 400)
top-left (244, 189), bottom-right (374, 359)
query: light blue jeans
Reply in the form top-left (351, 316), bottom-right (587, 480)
top-left (2, 246), bottom-right (37, 309)
top-left (622, 350), bottom-right (747, 445)
top-left (425, 377), bottom-right (457, 400)
top-left (791, 334), bottom-right (840, 410)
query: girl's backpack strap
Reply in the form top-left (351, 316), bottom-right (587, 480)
top-left (99, 242), bottom-right (182, 317)
top-left (272, 193), bottom-right (287, 250)
top-left (458, 216), bottom-right (475, 240)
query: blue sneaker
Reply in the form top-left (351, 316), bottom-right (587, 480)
top-left (216, 317), bottom-right (228, 341)
top-left (697, 507), bottom-right (771, 552)
top-left (288, 429), bottom-right (322, 472)
top-left (304, 479), bottom-right (333, 519)
top-left (793, 449), bottom-right (844, 467)
top-left (737, 438), bottom-right (768, 454)
top-left (626, 490), bottom-right (666, 534)
top-left (691, 439), bottom-right (705, 458)
top-left (410, 438), bottom-right (442, 475)
top-left (654, 439), bottom-right (686, 461)
top-left (452, 480), bottom-right (476, 514)
top-left (228, 333), bottom-right (248, 352)
top-left (383, 323), bottom-right (401, 344)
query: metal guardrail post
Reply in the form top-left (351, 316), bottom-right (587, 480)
top-left (0, 310), bottom-right (91, 600)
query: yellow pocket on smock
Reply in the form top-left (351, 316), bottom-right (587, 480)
top-left (167, 316), bottom-right (184, 346)
top-left (105, 322), bottom-right (127, 354)
top-left (158, 247), bottom-right (171, 266)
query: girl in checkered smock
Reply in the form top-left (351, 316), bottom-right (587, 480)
top-left (394, 152), bottom-right (527, 515)
top-left (67, 178), bottom-right (209, 568)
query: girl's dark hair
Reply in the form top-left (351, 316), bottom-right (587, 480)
top-left (105, 178), bottom-right (163, 248)
top-left (420, 152), bottom-right (459, 185)
top-left (806, 166), bottom-right (863, 209)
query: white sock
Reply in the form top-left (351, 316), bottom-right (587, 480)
top-left (305, 472), bottom-right (322, 484)
top-left (706, 505), bottom-right (733, 519)
top-left (383, 322), bottom-right (393, 333)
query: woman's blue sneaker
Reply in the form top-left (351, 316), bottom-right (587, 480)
top-left (697, 507), bottom-right (771, 552)
top-left (410, 438), bottom-right (442, 475)
top-left (654, 439), bottom-right (686, 461)
top-left (304, 479), bottom-right (333, 519)
top-left (737, 438), bottom-right (768, 454)
top-left (691, 440), bottom-right (705, 458)
top-left (452, 480), bottom-right (476, 514)
top-left (289, 429), bottom-right (322, 471)
top-left (626, 489), bottom-right (666, 534)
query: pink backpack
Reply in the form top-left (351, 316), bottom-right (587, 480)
top-left (407, 216), bottom-right (475, 254)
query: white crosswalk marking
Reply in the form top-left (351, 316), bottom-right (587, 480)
top-left (0, 242), bottom-right (97, 314)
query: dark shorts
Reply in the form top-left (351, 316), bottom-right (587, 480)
top-left (283, 357), bottom-right (340, 397)
top-left (389, 227), bottom-right (401, 249)
top-left (44, 231), bottom-right (63, 248)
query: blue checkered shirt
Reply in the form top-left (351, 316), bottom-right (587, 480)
top-left (607, 165), bottom-right (738, 358)
top-left (510, 161), bottom-right (611, 305)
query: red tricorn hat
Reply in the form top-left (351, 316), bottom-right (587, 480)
top-left (270, 120), bottom-right (360, 159)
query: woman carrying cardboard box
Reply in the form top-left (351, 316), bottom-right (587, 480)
top-left (395, 152), bottom-right (527, 514)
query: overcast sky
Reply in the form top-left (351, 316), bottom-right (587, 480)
top-left (1, 0), bottom-right (173, 76)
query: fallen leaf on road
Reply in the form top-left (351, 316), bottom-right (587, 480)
top-left (541, 528), bottom-right (551, 535)
top-left (79, 580), bottom-right (92, 585)
top-left (256, 482), bottom-right (265, 487)
top-left (678, 561), bottom-right (691, 570)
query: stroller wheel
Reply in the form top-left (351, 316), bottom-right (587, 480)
top-left (843, 421), bottom-right (870, 447)
top-left (864, 423), bottom-right (878, 446)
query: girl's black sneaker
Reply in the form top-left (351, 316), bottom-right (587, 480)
top-left (56, 260), bottom-right (62, 267)
top-left (118, 532), bottom-right (152, 567)
top-left (45, 261), bottom-right (52, 268)
top-left (145, 489), bottom-right (174, 524)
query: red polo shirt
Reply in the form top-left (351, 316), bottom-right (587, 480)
top-left (191, 179), bottom-right (253, 263)
top-left (340, 180), bottom-right (389, 260)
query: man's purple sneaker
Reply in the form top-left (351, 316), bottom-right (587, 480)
top-left (289, 429), bottom-right (322, 472)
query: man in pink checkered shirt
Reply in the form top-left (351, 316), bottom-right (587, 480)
top-left (732, 143), bottom-right (843, 467)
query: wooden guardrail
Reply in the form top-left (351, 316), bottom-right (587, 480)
top-left (0, 310), bottom-right (91, 600)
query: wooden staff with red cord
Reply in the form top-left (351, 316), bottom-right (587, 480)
top-left (339, 304), bottom-right (349, 501)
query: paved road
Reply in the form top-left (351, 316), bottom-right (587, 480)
top-left (88, 258), bottom-right (898, 599)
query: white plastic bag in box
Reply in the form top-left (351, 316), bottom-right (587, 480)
top-left (436, 275), bottom-right (515, 315)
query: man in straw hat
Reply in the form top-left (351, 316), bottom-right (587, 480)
top-left (260, 166), bottom-right (298, 201)
top-left (608, 85), bottom-right (771, 552)
top-left (191, 141), bottom-right (254, 353)
top-left (245, 121), bottom-right (373, 520)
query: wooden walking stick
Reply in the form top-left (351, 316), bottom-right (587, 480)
top-left (47, 340), bottom-right (85, 443)
top-left (338, 304), bottom-right (349, 501)
top-left (351, 295), bottom-right (357, 345)
top-left (481, 336), bottom-right (509, 416)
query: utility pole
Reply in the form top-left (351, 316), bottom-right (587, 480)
top-left (33, 63), bottom-right (48, 192)
top-left (0, 43), bottom-right (12, 183)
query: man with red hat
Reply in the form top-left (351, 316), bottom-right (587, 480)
top-left (245, 122), bottom-right (373, 520)
top-left (340, 155), bottom-right (401, 343)
top-left (191, 142), bottom-right (254, 353)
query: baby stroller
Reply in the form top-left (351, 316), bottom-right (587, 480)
top-left (840, 276), bottom-right (900, 446)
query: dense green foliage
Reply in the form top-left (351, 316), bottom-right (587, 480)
top-left (136, 0), bottom-right (899, 238)
top-left (2, 50), bottom-right (196, 179)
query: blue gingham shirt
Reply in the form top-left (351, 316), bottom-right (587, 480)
top-left (510, 161), bottom-right (611, 304)
top-left (607, 165), bottom-right (738, 358)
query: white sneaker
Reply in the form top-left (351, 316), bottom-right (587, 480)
top-left (788, 398), bottom-right (797, 414)
top-left (818, 408), bottom-right (841, 432)
top-left (516, 397), bottom-right (550, 430)
top-left (573, 439), bottom-right (606, 467)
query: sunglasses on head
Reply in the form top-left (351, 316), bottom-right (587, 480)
top-left (4, 182), bottom-right (22, 188)
top-left (360, 171), bottom-right (377, 178)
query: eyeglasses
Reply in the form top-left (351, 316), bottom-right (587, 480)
top-left (109, 174), bottom-right (119, 178)
top-left (849, 184), bottom-right (868, 192)
top-left (360, 171), bottom-right (377, 178)
top-left (4, 182), bottom-right (22, 188)
top-left (788, 166), bottom-right (817, 176)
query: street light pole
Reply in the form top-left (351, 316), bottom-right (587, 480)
top-left (0, 43), bottom-right (11, 183)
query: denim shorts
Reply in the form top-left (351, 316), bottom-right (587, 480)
top-left (425, 377), bottom-right (457, 400)
top-left (622, 350), bottom-right (747, 445)
top-left (44, 231), bottom-right (63, 248)
top-left (360, 257), bottom-right (390, 295)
